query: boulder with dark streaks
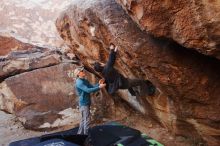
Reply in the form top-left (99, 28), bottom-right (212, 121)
top-left (116, 0), bottom-right (220, 59)
top-left (56, 0), bottom-right (220, 145)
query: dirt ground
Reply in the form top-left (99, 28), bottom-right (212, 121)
top-left (0, 111), bottom-right (191, 146)
top-left (0, 111), bottom-right (71, 146)
top-left (0, 111), bottom-right (41, 146)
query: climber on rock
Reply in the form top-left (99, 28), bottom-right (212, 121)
top-left (93, 43), bottom-right (155, 96)
top-left (74, 67), bottom-right (106, 135)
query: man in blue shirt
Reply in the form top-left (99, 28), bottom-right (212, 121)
top-left (74, 67), bottom-right (106, 135)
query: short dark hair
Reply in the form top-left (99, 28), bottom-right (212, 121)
top-left (109, 43), bottom-right (115, 47)
top-left (93, 62), bottom-right (103, 72)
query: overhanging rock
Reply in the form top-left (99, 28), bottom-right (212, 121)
top-left (56, 0), bottom-right (220, 145)
top-left (116, 0), bottom-right (220, 59)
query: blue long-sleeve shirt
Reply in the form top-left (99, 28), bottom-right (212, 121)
top-left (75, 78), bottom-right (100, 106)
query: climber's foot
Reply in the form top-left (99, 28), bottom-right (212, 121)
top-left (144, 80), bottom-right (156, 96)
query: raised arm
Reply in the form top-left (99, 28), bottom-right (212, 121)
top-left (87, 79), bottom-right (105, 88)
top-left (105, 45), bottom-right (118, 69)
top-left (87, 82), bottom-right (99, 88)
top-left (106, 50), bottom-right (116, 68)
top-left (76, 80), bottom-right (100, 93)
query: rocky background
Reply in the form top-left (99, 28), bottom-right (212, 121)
top-left (56, 0), bottom-right (220, 145)
top-left (0, 0), bottom-right (117, 144)
top-left (0, 0), bottom-right (220, 146)
top-left (0, 0), bottom-right (73, 47)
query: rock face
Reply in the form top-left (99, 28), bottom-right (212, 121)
top-left (116, 0), bottom-right (220, 59)
top-left (56, 0), bottom-right (220, 145)
top-left (0, 35), bottom-right (113, 130)
top-left (0, 36), bottom-right (61, 81)
top-left (0, 36), bottom-right (34, 56)
top-left (1, 64), bottom-right (76, 129)
top-left (0, 0), bottom-right (73, 47)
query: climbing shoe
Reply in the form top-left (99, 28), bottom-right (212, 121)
top-left (145, 80), bottom-right (156, 96)
top-left (128, 88), bottom-right (137, 96)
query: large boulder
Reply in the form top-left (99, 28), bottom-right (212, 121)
top-left (56, 0), bottom-right (220, 145)
top-left (0, 63), bottom-right (76, 129)
top-left (0, 36), bottom-right (34, 56)
top-left (0, 60), bottom-right (113, 130)
top-left (0, 46), bottom-right (61, 81)
top-left (0, 36), bottom-right (114, 130)
top-left (116, 0), bottom-right (220, 59)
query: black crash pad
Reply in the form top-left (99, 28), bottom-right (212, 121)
top-left (9, 122), bottom-right (163, 146)
top-left (34, 138), bottom-right (80, 146)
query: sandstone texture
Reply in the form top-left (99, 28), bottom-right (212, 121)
top-left (0, 35), bottom-right (113, 130)
top-left (56, 0), bottom-right (220, 145)
top-left (0, 36), bottom-right (61, 81)
top-left (117, 0), bottom-right (220, 59)
top-left (0, 36), bottom-right (34, 56)
top-left (0, 0), bottom-right (73, 47)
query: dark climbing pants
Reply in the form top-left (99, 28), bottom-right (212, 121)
top-left (120, 78), bottom-right (155, 96)
top-left (121, 78), bottom-right (145, 89)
